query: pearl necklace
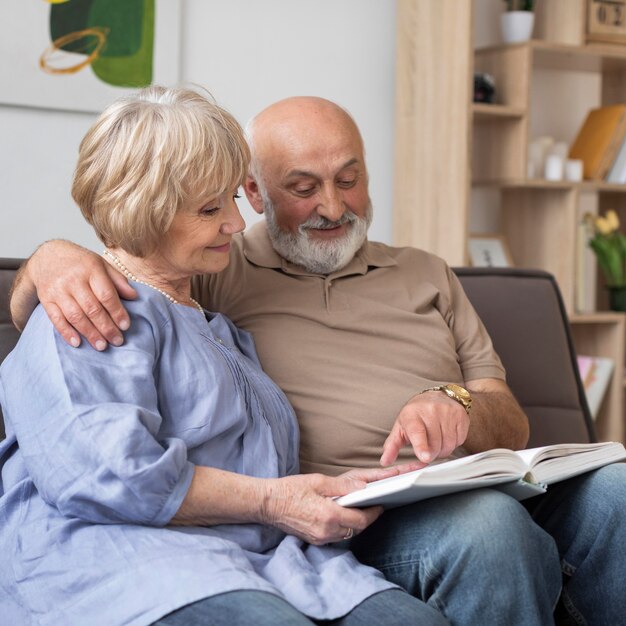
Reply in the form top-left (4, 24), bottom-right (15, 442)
top-left (103, 250), bottom-right (204, 313)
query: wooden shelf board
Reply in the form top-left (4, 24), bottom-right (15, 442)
top-left (472, 179), bottom-right (571, 189)
top-left (476, 40), bottom-right (626, 73)
top-left (472, 103), bottom-right (525, 120)
top-left (580, 182), bottom-right (626, 193)
top-left (570, 312), bottom-right (626, 324)
top-left (472, 179), bottom-right (626, 192)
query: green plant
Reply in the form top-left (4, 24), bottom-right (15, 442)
top-left (503, 0), bottom-right (535, 10)
top-left (587, 210), bottom-right (626, 286)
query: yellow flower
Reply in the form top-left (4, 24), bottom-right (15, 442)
top-left (588, 209), bottom-right (626, 287)
top-left (606, 209), bottom-right (620, 231)
top-left (594, 210), bottom-right (620, 235)
top-left (595, 216), bottom-right (613, 235)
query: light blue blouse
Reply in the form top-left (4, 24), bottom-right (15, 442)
top-left (0, 283), bottom-right (394, 626)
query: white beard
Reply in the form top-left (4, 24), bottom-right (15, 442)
top-left (262, 191), bottom-right (373, 275)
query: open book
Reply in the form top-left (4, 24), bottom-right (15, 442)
top-left (336, 442), bottom-right (626, 509)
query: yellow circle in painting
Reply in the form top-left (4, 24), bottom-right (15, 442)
top-left (39, 28), bottom-right (108, 75)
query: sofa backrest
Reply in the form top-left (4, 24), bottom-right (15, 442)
top-left (0, 258), bottom-right (23, 440)
top-left (454, 267), bottom-right (596, 446)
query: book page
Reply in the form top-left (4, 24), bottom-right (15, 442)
top-left (336, 449), bottom-right (527, 508)
top-left (515, 442), bottom-right (626, 484)
top-left (337, 443), bottom-right (626, 508)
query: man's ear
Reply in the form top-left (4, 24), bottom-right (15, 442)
top-left (243, 176), bottom-right (264, 215)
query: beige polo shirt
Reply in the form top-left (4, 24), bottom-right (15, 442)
top-left (193, 222), bottom-right (505, 475)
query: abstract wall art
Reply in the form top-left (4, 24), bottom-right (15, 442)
top-left (0, 0), bottom-right (181, 113)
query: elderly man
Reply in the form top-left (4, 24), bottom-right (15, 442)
top-left (10, 97), bottom-right (626, 625)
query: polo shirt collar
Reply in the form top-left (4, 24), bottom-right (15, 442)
top-left (242, 220), bottom-right (397, 277)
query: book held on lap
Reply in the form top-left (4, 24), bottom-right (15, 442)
top-left (336, 442), bottom-right (626, 509)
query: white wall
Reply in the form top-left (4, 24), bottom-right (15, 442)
top-left (0, 0), bottom-right (397, 259)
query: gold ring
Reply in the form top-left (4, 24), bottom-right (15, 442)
top-left (343, 527), bottom-right (354, 540)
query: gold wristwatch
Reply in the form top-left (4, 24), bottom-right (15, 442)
top-left (422, 383), bottom-right (472, 414)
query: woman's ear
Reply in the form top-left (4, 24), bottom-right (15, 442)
top-left (243, 176), bottom-right (264, 215)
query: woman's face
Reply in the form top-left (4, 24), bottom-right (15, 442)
top-left (156, 191), bottom-right (246, 277)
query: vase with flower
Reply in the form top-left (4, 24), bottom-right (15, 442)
top-left (586, 209), bottom-right (626, 311)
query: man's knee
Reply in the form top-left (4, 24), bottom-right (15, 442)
top-left (434, 490), bottom-right (559, 566)
top-left (352, 489), bottom-right (561, 590)
top-left (577, 463), bottom-right (626, 503)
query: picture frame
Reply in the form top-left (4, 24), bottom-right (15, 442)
top-left (468, 234), bottom-right (514, 268)
top-left (0, 0), bottom-right (181, 114)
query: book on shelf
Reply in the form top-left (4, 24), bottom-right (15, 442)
top-left (577, 355), bottom-right (615, 419)
top-left (336, 442), bottom-right (626, 509)
top-left (607, 132), bottom-right (626, 184)
top-left (569, 104), bottom-right (626, 180)
top-left (575, 215), bottom-right (597, 313)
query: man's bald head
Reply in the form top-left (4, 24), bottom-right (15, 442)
top-left (243, 96), bottom-right (372, 274)
top-left (246, 96), bottom-right (365, 184)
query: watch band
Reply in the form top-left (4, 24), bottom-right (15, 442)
top-left (421, 384), bottom-right (472, 414)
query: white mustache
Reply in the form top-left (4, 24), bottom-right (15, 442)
top-left (300, 212), bottom-right (357, 231)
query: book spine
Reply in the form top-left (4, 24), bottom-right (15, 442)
top-left (598, 110), bottom-right (626, 180)
top-left (575, 219), bottom-right (587, 313)
top-left (606, 133), bottom-right (626, 183)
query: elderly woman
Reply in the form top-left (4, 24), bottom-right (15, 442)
top-left (0, 87), bottom-right (445, 626)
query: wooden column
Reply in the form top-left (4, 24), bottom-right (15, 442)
top-left (394, 0), bottom-right (473, 265)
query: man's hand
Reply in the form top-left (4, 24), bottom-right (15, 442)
top-left (380, 391), bottom-right (470, 466)
top-left (380, 379), bottom-right (530, 466)
top-left (10, 240), bottom-right (137, 350)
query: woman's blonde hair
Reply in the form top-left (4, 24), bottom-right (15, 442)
top-left (72, 85), bottom-right (250, 257)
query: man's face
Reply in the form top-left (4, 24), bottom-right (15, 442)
top-left (261, 184), bottom-right (373, 275)
top-left (247, 107), bottom-right (372, 273)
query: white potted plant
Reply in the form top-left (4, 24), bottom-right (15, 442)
top-left (501, 0), bottom-right (535, 44)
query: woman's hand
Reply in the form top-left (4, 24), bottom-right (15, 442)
top-left (261, 473), bottom-right (379, 545)
top-left (340, 462), bottom-right (427, 484)
top-left (173, 464), bottom-right (425, 544)
top-left (262, 463), bottom-right (425, 545)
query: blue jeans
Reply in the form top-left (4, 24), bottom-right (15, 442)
top-left (346, 464), bottom-right (626, 626)
top-left (153, 589), bottom-right (449, 625)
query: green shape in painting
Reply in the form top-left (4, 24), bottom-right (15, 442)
top-left (90, 0), bottom-right (154, 87)
top-left (50, 0), bottom-right (96, 53)
top-left (88, 0), bottom-right (143, 57)
top-left (48, 0), bottom-right (154, 88)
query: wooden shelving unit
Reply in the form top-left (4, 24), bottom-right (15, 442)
top-left (394, 0), bottom-right (626, 443)
top-left (570, 313), bottom-right (625, 442)
top-left (473, 103), bottom-right (525, 120)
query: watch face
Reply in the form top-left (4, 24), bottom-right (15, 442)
top-left (446, 384), bottom-right (471, 401)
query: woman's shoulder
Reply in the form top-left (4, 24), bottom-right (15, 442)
top-left (15, 284), bottom-right (171, 359)
top-left (124, 282), bottom-right (175, 329)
